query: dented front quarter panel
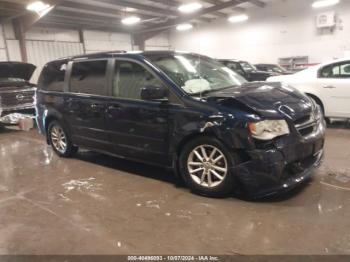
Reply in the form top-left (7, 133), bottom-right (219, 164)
top-left (168, 96), bottom-right (259, 158)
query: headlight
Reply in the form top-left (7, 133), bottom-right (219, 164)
top-left (248, 120), bottom-right (290, 140)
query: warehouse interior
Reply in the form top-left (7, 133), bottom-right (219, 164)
top-left (0, 0), bottom-right (350, 257)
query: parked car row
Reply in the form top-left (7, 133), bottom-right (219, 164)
top-left (218, 59), bottom-right (282, 81)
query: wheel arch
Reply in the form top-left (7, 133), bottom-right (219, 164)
top-left (305, 93), bottom-right (325, 115)
top-left (44, 111), bottom-right (70, 144)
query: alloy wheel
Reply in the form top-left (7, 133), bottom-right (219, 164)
top-left (187, 145), bottom-right (228, 188)
top-left (50, 125), bottom-right (67, 154)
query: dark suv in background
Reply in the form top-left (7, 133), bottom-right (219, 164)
top-left (36, 51), bottom-right (325, 198)
top-left (0, 62), bottom-right (36, 126)
top-left (255, 63), bottom-right (294, 75)
top-left (218, 59), bottom-right (277, 81)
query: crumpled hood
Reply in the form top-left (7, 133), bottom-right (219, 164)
top-left (207, 82), bottom-right (313, 121)
top-left (0, 62), bottom-right (36, 81)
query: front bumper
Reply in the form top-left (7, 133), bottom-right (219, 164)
top-left (0, 105), bottom-right (35, 126)
top-left (233, 118), bottom-right (326, 198)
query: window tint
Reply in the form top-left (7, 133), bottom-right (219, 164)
top-left (340, 63), bottom-right (350, 77)
top-left (225, 62), bottom-right (245, 75)
top-left (70, 60), bottom-right (107, 95)
top-left (39, 61), bottom-right (67, 91)
top-left (113, 61), bottom-right (163, 100)
top-left (320, 62), bottom-right (350, 78)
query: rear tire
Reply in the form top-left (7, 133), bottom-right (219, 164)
top-left (179, 136), bottom-right (237, 197)
top-left (48, 121), bottom-right (78, 157)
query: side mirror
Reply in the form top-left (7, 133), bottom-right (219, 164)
top-left (141, 85), bottom-right (168, 101)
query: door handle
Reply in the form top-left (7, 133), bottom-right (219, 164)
top-left (107, 105), bottom-right (120, 110)
top-left (90, 103), bottom-right (104, 109)
top-left (323, 85), bottom-right (336, 89)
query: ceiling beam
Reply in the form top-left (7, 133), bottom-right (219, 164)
top-left (97, 0), bottom-right (179, 17)
top-left (137, 0), bottom-right (248, 34)
top-left (0, 1), bottom-right (27, 22)
top-left (40, 17), bottom-right (132, 32)
top-left (35, 20), bottom-right (128, 33)
top-left (46, 15), bottom-right (123, 28)
top-left (202, 0), bottom-right (246, 13)
top-left (248, 0), bottom-right (266, 8)
top-left (13, 0), bottom-right (61, 32)
top-left (50, 10), bottom-right (123, 24)
top-left (60, 1), bottom-right (154, 19)
top-left (96, 0), bottom-right (211, 23)
top-left (148, 0), bottom-right (228, 18)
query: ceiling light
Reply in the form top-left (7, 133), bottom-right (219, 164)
top-left (312, 0), bottom-right (340, 8)
top-left (176, 23), bottom-right (193, 31)
top-left (26, 1), bottom-right (50, 12)
top-left (228, 14), bottom-right (249, 23)
top-left (124, 7), bottom-right (137, 12)
top-left (121, 16), bottom-right (141, 25)
top-left (178, 2), bottom-right (202, 13)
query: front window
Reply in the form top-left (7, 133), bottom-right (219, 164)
top-left (239, 61), bottom-right (257, 71)
top-left (145, 54), bottom-right (247, 95)
top-left (265, 65), bottom-right (287, 73)
top-left (113, 60), bottom-right (164, 100)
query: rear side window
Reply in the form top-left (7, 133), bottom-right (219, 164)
top-left (70, 60), bottom-right (107, 95)
top-left (320, 61), bottom-right (350, 78)
top-left (38, 61), bottom-right (67, 92)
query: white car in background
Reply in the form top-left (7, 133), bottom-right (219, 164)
top-left (267, 58), bottom-right (350, 120)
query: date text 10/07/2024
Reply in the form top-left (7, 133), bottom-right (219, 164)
top-left (127, 256), bottom-right (220, 261)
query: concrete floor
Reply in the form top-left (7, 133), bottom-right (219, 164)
top-left (0, 125), bottom-right (350, 255)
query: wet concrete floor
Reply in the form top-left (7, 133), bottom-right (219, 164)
top-left (0, 125), bottom-right (350, 255)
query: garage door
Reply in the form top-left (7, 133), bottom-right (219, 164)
top-left (26, 40), bottom-right (84, 83)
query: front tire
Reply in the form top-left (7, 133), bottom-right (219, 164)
top-left (48, 121), bottom-right (78, 157)
top-left (179, 136), bottom-right (237, 197)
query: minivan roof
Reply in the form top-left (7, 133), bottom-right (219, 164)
top-left (217, 59), bottom-right (242, 62)
top-left (56, 50), bottom-right (195, 62)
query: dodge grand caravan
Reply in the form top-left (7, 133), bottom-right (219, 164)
top-left (36, 51), bottom-right (325, 198)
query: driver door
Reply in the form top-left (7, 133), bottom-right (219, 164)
top-left (105, 59), bottom-right (171, 166)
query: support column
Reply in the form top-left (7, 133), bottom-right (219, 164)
top-left (12, 19), bottom-right (27, 63)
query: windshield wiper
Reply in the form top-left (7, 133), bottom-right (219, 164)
top-left (191, 85), bottom-right (238, 97)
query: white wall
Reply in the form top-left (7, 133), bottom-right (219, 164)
top-left (0, 25), bottom-right (8, 61)
top-left (2, 23), bottom-right (21, 61)
top-left (25, 27), bottom-right (84, 82)
top-left (145, 33), bottom-right (171, 50)
top-left (170, 0), bottom-right (350, 64)
top-left (83, 30), bottom-right (133, 53)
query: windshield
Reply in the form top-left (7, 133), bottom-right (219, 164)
top-left (0, 77), bottom-right (26, 87)
top-left (268, 65), bottom-right (287, 73)
top-left (0, 77), bottom-right (26, 82)
top-left (239, 61), bottom-right (256, 71)
top-left (145, 54), bottom-right (247, 95)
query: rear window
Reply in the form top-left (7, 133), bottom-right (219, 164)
top-left (38, 61), bottom-right (67, 92)
top-left (70, 60), bottom-right (107, 96)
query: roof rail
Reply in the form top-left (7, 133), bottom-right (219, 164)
top-left (71, 50), bottom-right (127, 60)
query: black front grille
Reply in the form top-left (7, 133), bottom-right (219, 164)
top-left (294, 115), bottom-right (311, 126)
top-left (298, 126), bottom-right (315, 137)
top-left (0, 90), bottom-right (35, 108)
top-left (293, 108), bottom-right (321, 138)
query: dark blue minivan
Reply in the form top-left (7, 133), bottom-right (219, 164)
top-left (36, 51), bottom-right (325, 198)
